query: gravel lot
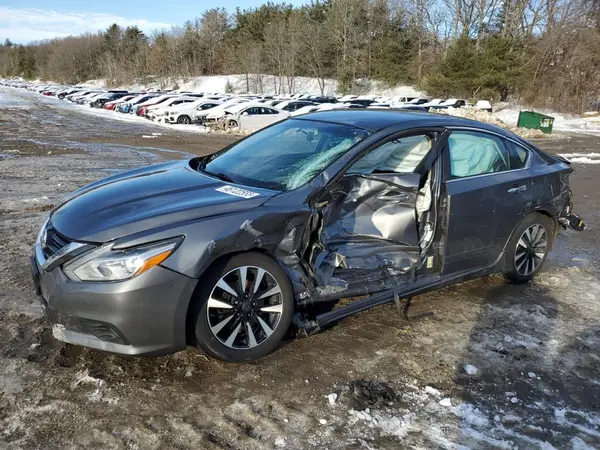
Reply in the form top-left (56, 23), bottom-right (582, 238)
top-left (1, 88), bottom-right (600, 449)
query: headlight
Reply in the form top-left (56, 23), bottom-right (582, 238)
top-left (63, 238), bottom-right (182, 282)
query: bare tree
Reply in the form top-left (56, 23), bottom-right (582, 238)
top-left (302, 19), bottom-right (331, 96)
top-left (200, 8), bottom-right (230, 75)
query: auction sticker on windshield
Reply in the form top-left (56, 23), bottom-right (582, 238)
top-left (215, 185), bottom-right (261, 199)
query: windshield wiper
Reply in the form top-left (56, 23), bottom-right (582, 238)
top-left (206, 171), bottom-right (233, 182)
top-left (197, 158), bottom-right (234, 182)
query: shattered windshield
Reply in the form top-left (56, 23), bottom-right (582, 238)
top-left (201, 119), bottom-right (371, 190)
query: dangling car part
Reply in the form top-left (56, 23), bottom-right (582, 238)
top-left (31, 110), bottom-right (584, 362)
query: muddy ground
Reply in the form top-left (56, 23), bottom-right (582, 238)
top-left (1, 88), bottom-right (600, 449)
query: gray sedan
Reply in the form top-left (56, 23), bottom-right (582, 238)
top-left (31, 110), bottom-right (584, 362)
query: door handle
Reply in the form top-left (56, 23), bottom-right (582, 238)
top-left (508, 185), bottom-right (527, 194)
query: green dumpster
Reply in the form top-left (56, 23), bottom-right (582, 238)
top-left (517, 110), bottom-right (554, 134)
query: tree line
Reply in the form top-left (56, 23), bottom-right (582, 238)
top-left (1, 0), bottom-right (599, 113)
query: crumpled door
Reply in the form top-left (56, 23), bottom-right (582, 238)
top-left (308, 131), bottom-right (448, 297)
top-left (312, 172), bottom-right (422, 293)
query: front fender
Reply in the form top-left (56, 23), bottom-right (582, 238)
top-left (112, 206), bottom-right (315, 297)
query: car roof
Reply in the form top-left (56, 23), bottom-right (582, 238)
top-left (295, 109), bottom-right (515, 138)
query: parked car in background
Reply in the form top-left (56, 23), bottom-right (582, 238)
top-left (90, 92), bottom-right (130, 108)
top-left (146, 96), bottom-right (199, 121)
top-left (308, 96), bottom-right (338, 104)
top-left (222, 103), bottom-right (290, 129)
top-left (390, 96), bottom-right (417, 106)
top-left (291, 104), bottom-right (325, 116)
top-left (274, 100), bottom-right (317, 112)
top-left (475, 100), bottom-right (493, 113)
top-left (58, 88), bottom-right (81, 99)
top-left (204, 98), bottom-right (252, 123)
top-left (134, 94), bottom-right (175, 116)
top-left (116, 94), bottom-right (160, 113)
top-left (349, 99), bottom-right (378, 107)
top-left (421, 99), bottom-right (445, 109)
top-left (103, 95), bottom-right (137, 110)
top-left (430, 99), bottom-right (471, 110)
top-left (66, 90), bottom-right (96, 102)
top-left (407, 98), bottom-right (430, 105)
top-left (166, 99), bottom-right (223, 124)
top-left (76, 92), bottom-right (105, 105)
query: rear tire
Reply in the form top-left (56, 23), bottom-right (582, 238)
top-left (502, 213), bottom-right (554, 284)
top-left (192, 253), bottom-right (294, 362)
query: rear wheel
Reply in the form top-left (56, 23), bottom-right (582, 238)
top-left (177, 115), bottom-right (191, 124)
top-left (503, 213), bottom-right (554, 284)
top-left (193, 253), bottom-right (294, 362)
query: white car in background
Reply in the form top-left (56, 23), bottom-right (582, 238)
top-left (290, 104), bottom-right (323, 116)
top-left (166, 99), bottom-right (224, 124)
top-left (421, 98), bottom-right (444, 108)
top-left (474, 100), bottom-right (493, 112)
top-left (204, 98), bottom-right (252, 122)
top-left (74, 91), bottom-right (104, 104)
top-left (222, 103), bottom-right (290, 130)
top-left (147, 96), bottom-right (198, 121)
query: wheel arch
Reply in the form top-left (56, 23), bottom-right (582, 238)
top-left (528, 209), bottom-right (558, 249)
top-left (501, 210), bottom-right (557, 266)
top-left (184, 247), bottom-right (298, 345)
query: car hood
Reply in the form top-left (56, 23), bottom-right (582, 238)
top-left (51, 160), bottom-right (275, 243)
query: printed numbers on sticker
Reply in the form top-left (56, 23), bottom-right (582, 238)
top-left (216, 185), bottom-right (260, 199)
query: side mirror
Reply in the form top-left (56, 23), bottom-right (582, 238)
top-left (242, 112), bottom-right (249, 116)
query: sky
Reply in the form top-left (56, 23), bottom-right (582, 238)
top-left (0, 0), bottom-right (309, 44)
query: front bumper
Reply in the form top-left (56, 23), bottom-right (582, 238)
top-left (31, 245), bottom-right (198, 356)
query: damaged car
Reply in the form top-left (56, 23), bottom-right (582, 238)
top-left (31, 110), bottom-right (584, 362)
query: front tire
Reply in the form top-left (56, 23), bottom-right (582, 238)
top-left (192, 253), bottom-right (294, 362)
top-left (503, 213), bottom-right (554, 284)
top-left (177, 115), bottom-right (191, 124)
top-left (227, 119), bottom-right (238, 129)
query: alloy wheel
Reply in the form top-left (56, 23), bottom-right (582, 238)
top-left (514, 224), bottom-right (547, 276)
top-left (206, 266), bottom-right (284, 349)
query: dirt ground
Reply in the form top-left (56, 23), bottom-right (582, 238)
top-left (1, 88), bottom-right (600, 450)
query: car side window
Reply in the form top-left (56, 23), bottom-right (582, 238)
top-left (505, 140), bottom-right (529, 169)
top-left (261, 107), bottom-right (276, 114)
top-left (245, 107), bottom-right (259, 115)
top-left (347, 134), bottom-right (433, 175)
top-left (448, 132), bottom-right (510, 178)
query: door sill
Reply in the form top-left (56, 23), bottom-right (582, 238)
top-left (312, 262), bottom-right (500, 330)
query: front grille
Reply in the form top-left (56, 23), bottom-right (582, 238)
top-left (42, 224), bottom-right (72, 259)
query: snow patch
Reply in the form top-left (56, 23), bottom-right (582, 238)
top-left (71, 370), bottom-right (104, 389)
top-left (558, 153), bottom-right (600, 164)
top-left (327, 393), bottom-right (338, 405)
top-left (464, 364), bottom-right (478, 375)
top-left (439, 398), bottom-right (452, 407)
